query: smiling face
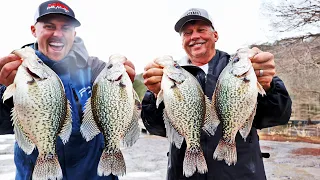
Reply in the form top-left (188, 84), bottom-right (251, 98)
top-left (180, 20), bottom-right (218, 66)
top-left (31, 14), bottom-right (76, 61)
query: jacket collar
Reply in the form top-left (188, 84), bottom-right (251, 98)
top-left (178, 49), bottom-right (229, 71)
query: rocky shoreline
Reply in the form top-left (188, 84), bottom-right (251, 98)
top-left (0, 134), bottom-right (319, 180)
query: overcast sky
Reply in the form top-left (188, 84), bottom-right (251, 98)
top-left (0, 0), bottom-right (315, 73)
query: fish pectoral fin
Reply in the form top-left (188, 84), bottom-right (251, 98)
top-left (58, 100), bottom-right (72, 144)
top-left (239, 104), bottom-right (257, 141)
top-left (13, 112), bottom-right (35, 154)
top-left (80, 97), bottom-right (101, 141)
top-left (2, 83), bottom-right (16, 102)
top-left (156, 89), bottom-right (164, 108)
top-left (202, 95), bottom-right (220, 136)
top-left (163, 110), bottom-right (184, 149)
top-left (257, 82), bottom-right (266, 96)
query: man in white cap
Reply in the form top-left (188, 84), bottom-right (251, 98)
top-left (141, 8), bottom-right (292, 180)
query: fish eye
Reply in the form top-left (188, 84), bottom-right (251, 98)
top-left (174, 63), bottom-right (180, 69)
top-left (107, 64), bottom-right (113, 69)
top-left (37, 59), bottom-right (44, 65)
top-left (233, 57), bottom-right (240, 63)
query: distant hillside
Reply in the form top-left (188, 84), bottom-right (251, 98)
top-left (251, 33), bottom-right (320, 120)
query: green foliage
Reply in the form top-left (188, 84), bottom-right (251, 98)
top-left (133, 73), bottom-right (147, 101)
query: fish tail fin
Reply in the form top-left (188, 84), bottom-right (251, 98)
top-left (213, 139), bottom-right (237, 166)
top-left (98, 149), bottom-right (126, 177)
top-left (183, 146), bottom-right (208, 177)
top-left (33, 154), bottom-right (62, 180)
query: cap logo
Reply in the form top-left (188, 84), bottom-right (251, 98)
top-left (186, 9), bottom-right (201, 16)
top-left (47, 2), bottom-right (69, 13)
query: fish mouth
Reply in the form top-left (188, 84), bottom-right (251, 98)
top-left (26, 68), bottom-right (40, 79)
top-left (108, 74), bottom-right (123, 82)
top-left (115, 75), bottom-right (123, 81)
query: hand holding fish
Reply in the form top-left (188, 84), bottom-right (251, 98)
top-left (123, 59), bottom-right (136, 82)
top-left (142, 61), bottom-right (163, 95)
top-left (250, 47), bottom-right (276, 91)
top-left (0, 54), bottom-right (22, 86)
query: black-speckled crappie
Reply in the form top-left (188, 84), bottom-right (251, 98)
top-left (155, 56), bottom-right (219, 177)
top-left (212, 48), bottom-right (266, 166)
top-left (2, 47), bottom-right (72, 180)
top-left (80, 54), bottom-right (140, 177)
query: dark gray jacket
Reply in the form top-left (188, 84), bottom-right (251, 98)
top-left (141, 50), bottom-right (292, 180)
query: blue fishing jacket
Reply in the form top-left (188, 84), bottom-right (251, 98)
top-left (0, 37), bottom-right (118, 180)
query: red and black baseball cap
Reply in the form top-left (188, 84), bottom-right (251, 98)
top-left (34, 0), bottom-right (81, 27)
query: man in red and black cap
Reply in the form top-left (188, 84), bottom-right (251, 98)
top-left (142, 8), bottom-right (292, 180)
top-left (0, 1), bottom-right (135, 180)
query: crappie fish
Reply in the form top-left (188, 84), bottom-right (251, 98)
top-left (2, 47), bottom-right (72, 180)
top-left (80, 54), bottom-right (140, 177)
top-left (155, 56), bottom-right (219, 177)
top-left (212, 48), bottom-right (266, 166)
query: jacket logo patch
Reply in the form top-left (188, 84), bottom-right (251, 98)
top-left (79, 86), bottom-right (91, 97)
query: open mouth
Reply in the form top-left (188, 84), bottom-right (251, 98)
top-left (49, 42), bottom-right (64, 51)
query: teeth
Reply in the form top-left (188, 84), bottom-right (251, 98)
top-left (190, 42), bottom-right (204, 47)
top-left (49, 42), bottom-right (64, 47)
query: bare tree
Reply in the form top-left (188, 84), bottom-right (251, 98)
top-left (262, 0), bottom-right (320, 32)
